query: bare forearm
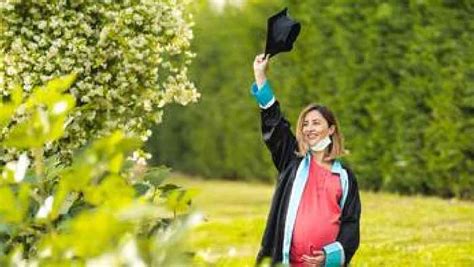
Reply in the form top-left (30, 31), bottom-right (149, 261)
top-left (255, 73), bottom-right (266, 88)
top-left (253, 54), bottom-right (269, 88)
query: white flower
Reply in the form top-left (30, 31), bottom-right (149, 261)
top-left (3, 161), bottom-right (16, 180)
top-left (39, 246), bottom-right (52, 258)
top-left (120, 238), bottom-right (146, 267)
top-left (131, 151), bottom-right (140, 160)
top-left (14, 153), bottom-right (30, 182)
top-left (36, 196), bottom-right (54, 219)
top-left (143, 99), bottom-right (152, 112)
top-left (137, 157), bottom-right (147, 165)
top-left (37, 20), bottom-right (47, 30)
top-left (64, 249), bottom-right (75, 259)
top-left (144, 152), bottom-right (152, 159)
top-left (6, 66), bottom-right (17, 75)
top-left (52, 101), bottom-right (68, 115)
top-left (187, 212), bottom-right (204, 227)
top-left (10, 249), bottom-right (27, 267)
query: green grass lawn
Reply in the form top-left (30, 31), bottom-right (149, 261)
top-left (170, 175), bottom-right (474, 266)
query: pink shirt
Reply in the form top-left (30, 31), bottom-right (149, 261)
top-left (290, 159), bottom-right (342, 266)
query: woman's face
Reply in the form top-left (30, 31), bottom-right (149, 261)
top-left (302, 110), bottom-right (335, 147)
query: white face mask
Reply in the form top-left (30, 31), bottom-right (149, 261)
top-left (310, 135), bottom-right (332, 152)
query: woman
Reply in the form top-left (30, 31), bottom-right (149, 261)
top-left (251, 54), bottom-right (361, 267)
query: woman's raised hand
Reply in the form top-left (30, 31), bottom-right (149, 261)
top-left (253, 53), bottom-right (270, 87)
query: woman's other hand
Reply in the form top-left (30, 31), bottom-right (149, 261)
top-left (253, 53), bottom-right (270, 87)
top-left (301, 250), bottom-right (325, 267)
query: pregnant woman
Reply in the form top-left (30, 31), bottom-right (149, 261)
top-left (251, 54), bottom-right (361, 267)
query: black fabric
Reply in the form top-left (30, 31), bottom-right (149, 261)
top-left (255, 101), bottom-right (361, 266)
top-left (265, 7), bottom-right (301, 58)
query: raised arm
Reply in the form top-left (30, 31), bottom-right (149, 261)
top-left (251, 54), bottom-right (297, 173)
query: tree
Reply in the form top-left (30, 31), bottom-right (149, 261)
top-left (1, 0), bottom-right (200, 162)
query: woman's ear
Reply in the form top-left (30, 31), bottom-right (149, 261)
top-left (328, 125), bottom-right (336, 136)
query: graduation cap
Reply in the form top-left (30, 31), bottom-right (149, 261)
top-left (265, 7), bottom-right (301, 58)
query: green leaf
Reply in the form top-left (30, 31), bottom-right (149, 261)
top-left (158, 184), bottom-right (181, 195)
top-left (0, 104), bottom-right (16, 129)
top-left (143, 166), bottom-right (170, 187)
top-left (0, 223), bottom-right (12, 235)
top-left (133, 182), bottom-right (151, 197)
top-left (164, 189), bottom-right (197, 215)
top-left (0, 187), bottom-right (23, 223)
top-left (11, 85), bottom-right (23, 106)
top-left (44, 73), bottom-right (78, 93)
top-left (108, 153), bottom-right (124, 174)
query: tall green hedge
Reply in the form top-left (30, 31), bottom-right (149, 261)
top-left (149, 0), bottom-right (474, 199)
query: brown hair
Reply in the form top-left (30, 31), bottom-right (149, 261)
top-left (295, 103), bottom-right (347, 159)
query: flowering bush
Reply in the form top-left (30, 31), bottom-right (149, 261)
top-left (0, 0), bottom-right (200, 161)
top-left (0, 76), bottom-right (200, 265)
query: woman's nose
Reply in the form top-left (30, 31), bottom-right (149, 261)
top-left (307, 125), bottom-right (317, 132)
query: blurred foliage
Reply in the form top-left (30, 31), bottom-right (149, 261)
top-left (0, 76), bottom-right (200, 265)
top-left (149, 0), bottom-right (474, 199)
